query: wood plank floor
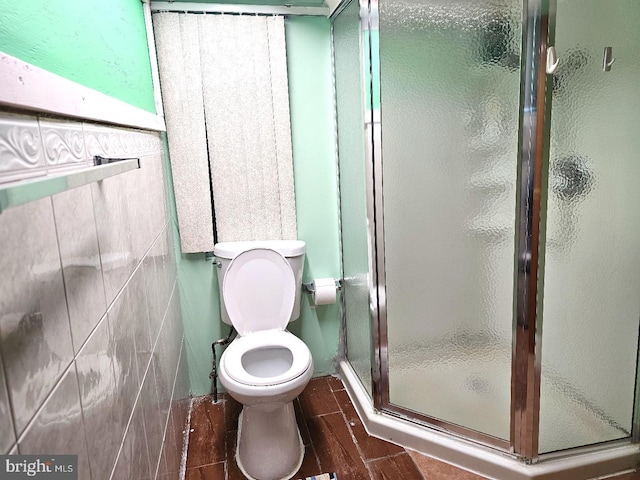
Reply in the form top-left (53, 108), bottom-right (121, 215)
top-left (184, 376), bottom-right (640, 480)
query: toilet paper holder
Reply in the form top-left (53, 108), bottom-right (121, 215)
top-left (302, 279), bottom-right (342, 295)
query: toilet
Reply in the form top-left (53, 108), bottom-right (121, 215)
top-left (214, 240), bottom-right (313, 480)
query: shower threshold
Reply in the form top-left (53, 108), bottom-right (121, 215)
top-left (338, 360), bottom-right (640, 480)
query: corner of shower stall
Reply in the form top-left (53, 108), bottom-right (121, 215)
top-left (338, 359), bottom-right (640, 480)
top-left (332, 0), bottom-right (640, 478)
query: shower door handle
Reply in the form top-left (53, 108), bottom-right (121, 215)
top-left (603, 47), bottom-right (615, 71)
top-left (546, 46), bottom-right (559, 74)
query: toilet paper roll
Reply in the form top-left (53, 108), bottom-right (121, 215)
top-left (312, 278), bottom-right (337, 306)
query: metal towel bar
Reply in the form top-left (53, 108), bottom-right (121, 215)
top-left (0, 157), bottom-right (140, 214)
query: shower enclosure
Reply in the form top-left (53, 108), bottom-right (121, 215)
top-left (333, 0), bottom-right (640, 475)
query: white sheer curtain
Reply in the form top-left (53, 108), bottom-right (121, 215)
top-left (154, 12), bottom-right (297, 252)
top-left (153, 13), bottom-right (212, 253)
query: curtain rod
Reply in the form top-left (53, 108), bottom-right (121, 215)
top-left (150, 2), bottom-right (329, 16)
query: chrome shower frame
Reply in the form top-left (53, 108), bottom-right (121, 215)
top-left (331, 0), bottom-right (640, 475)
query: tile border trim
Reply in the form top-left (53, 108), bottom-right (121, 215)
top-left (0, 112), bottom-right (163, 184)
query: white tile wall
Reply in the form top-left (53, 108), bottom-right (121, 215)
top-left (19, 364), bottom-right (91, 479)
top-left (0, 197), bottom-right (74, 434)
top-left (0, 111), bottom-right (187, 480)
top-left (0, 354), bottom-right (14, 453)
top-left (52, 184), bottom-right (107, 353)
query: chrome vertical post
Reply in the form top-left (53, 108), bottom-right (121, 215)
top-left (362, 0), bottom-right (388, 409)
top-left (329, 9), bottom-right (347, 361)
top-left (511, 0), bottom-right (555, 462)
top-left (634, 334), bottom-right (640, 442)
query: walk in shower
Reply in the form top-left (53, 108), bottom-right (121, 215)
top-left (333, 0), bottom-right (640, 476)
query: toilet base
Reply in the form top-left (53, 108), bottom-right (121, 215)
top-left (235, 402), bottom-right (304, 480)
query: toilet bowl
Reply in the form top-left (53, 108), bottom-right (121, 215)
top-left (215, 242), bottom-right (313, 480)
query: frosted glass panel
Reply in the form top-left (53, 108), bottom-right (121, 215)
top-left (539, 0), bottom-right (640, 453)
top-left (334, 0), bottom-right (372, 392)
top-left (380, 0), bottom-right (521, 439)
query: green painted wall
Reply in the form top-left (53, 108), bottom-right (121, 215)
top-left (0, 0), bottom-right (156, 113)
top-left (286, 15), bottom-right (342, 380)
top-left (177, 16), bottom-right (342, 396)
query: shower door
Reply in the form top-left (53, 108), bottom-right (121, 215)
top-left (367, 0), bottom-right (640, 457)
top-left (333, 0), bottom-right (373, 394)
top-left (376, 0), bottom-right (523, 446)
top-left (538, 0), bottom-right (640, 454)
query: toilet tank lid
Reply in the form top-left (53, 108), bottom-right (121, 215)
top-left (214, 240), bottom-right (306, 259)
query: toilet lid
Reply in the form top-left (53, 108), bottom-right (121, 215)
top-left (222, 248), bottom-right (296, 336)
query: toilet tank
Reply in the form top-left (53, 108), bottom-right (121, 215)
top-left (213, 240), bottom-right (306, 326)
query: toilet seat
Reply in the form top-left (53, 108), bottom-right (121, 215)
top-left (222, 330), bottom-right (312, 386)
top-left (222, 248), bottom-right (296, 336)
top-left (221, 248), bottom-right (311, 387)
